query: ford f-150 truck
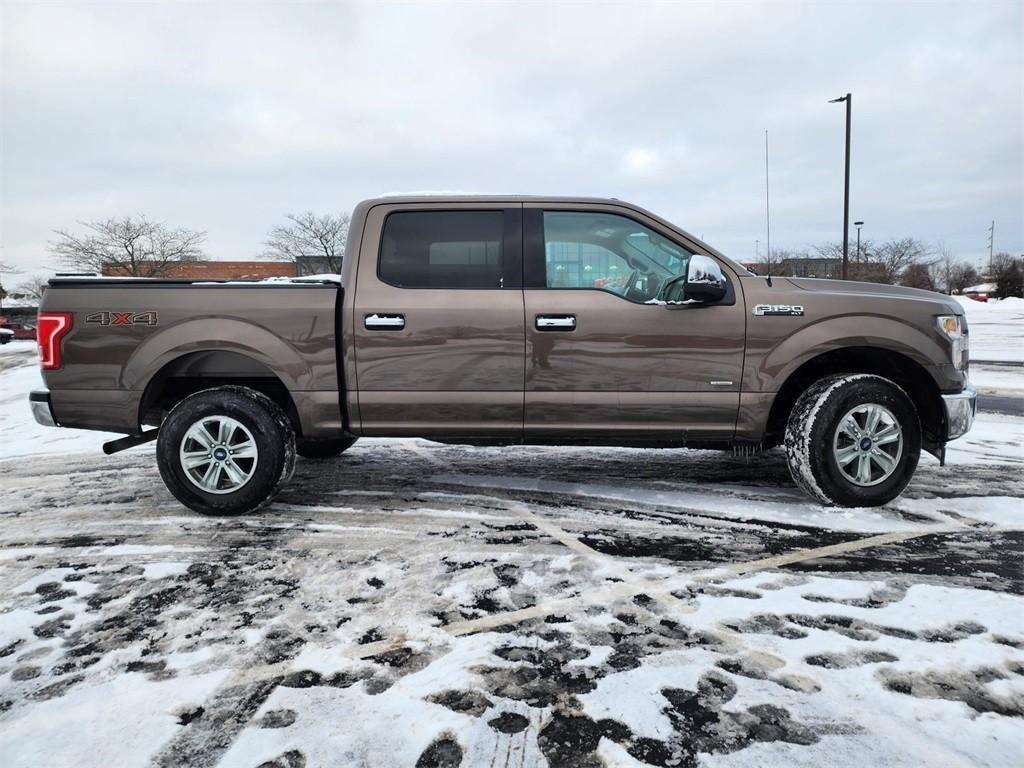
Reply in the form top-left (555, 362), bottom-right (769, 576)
top-left (31, 196), bottom-right (976, 515)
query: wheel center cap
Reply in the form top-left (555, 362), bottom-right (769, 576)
top-left (859, 437), bottom-right (873, 451)
top-left (213, 447), bottom-right (228, 461)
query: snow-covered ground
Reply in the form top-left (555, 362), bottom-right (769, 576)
top-left (1, 326), bottom-right (1022, 767)
top-left (955, 296), bottom-right (1024, 364)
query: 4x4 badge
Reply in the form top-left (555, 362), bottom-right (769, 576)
top-left (85, 311), bottom-right (159, 326)
top-left (753, 304), bottom-right (804, 316)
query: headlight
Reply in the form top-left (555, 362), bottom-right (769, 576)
top-left (936, 314), bottom-right (969, 371)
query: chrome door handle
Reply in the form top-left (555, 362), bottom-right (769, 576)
top-left (364, 313), bottom-right (405, 330)
top-left (536, 314), bottom-right (576, 331)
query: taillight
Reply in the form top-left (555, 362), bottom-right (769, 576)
top-left (37, 312), bottom-right (73, 370)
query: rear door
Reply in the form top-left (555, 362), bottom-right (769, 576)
top-left (522, 203), bottom-right (745, 440)
top-left (352, 203), bottom-right (525, 436)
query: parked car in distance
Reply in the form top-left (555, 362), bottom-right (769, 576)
top-left (1, 322), bottom-right (37, 341)
top-left (30, 195), bottom-right (976, 515)
top-left (0, 327), bottom-right (13, 345)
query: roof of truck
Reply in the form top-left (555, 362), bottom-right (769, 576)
top-left (360, 194), bottom-right (628, 205)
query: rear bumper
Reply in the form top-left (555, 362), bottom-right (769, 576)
top-left (30, 390), bottom-right (57, 427)
top-left (941, 385), bottom-right (977, 441)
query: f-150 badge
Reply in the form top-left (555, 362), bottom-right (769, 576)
top-left (85, 311), bottom-right (159, 326)
top-left (752, 304), bottom-right (804, 316)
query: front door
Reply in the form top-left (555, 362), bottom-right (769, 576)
top-left (353, 204), bottom-right (525, 436)
top-left (523, 204), bottom-right (745, 440)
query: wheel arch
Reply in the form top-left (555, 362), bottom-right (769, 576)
top-left (139, 350), bottom-right (303, 437)
top-left (764, 346), bottom-right (945, 455)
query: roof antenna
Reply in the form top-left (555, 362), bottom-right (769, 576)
top-left (765, 129), bottom-right (772, 287)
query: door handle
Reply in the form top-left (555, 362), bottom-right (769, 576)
top-left (535, 314), bottom-right (576, 331)
top-left (364, 313), bottom-right (405, 330)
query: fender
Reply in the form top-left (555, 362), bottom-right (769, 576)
top-left (122, 317), bottom-right (315, 392)
top-left (747, 313), bottom-right (948, 393)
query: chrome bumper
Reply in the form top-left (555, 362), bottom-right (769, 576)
top-left (941, 385), bottom-right (977, 441)
top-left (30, 390), bottom-right (57, 428)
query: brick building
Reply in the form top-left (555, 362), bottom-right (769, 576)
top-left (101, 261), bottom-right (297, 280)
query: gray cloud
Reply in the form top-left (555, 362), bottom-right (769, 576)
top-left (2, 0), bottom-right (1021, 279)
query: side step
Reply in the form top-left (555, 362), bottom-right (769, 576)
top-left (103, 430), bottom-right (159, 455)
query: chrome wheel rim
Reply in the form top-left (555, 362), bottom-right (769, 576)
top-left (179, 416), bottom-right (258, 494)
top-left (832, 403), bottom-right (903, 487)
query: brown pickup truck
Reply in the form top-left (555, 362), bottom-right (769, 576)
top-left (31, 196), bottom-right (976, 514)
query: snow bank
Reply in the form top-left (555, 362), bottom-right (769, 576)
top-left (955, 296), bottom-right (1024, 363)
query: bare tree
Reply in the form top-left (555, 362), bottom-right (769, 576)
top-left (932, 242), bottom-right (959, 294)
top-left (49, 217), bottom-right (206, 277)
top-left (874, 237), bottom-right (931, 283)
top-left (990, 252), bottom-right (1024, 299)
top-left (900, 262), bottom-right (936, 291)
top-left (810, 240), bottom-right (884, 281)
top-left (948, 263), bottom-right (980, 294)
top-left (0, 261), bottom-right (13, 311)
top-left (753, 247), bottom-right (790, 275)
top-left (14, 275), bottom-right (49, 303)
top-left (263, 212), bottom-right (350, 273)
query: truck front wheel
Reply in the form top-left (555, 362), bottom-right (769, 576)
top-left (784, 374), bottom-right (921, 507)
top-left (156, 386), bottom-right (296, 516)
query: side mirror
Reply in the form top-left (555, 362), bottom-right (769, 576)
top-left (683, 255), bottom-right (727, 303)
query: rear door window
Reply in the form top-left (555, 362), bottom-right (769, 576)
top-left (380, 211), bottom-right (505, 289)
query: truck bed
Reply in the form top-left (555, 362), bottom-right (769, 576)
top-left (38, 277), bottom-right (343, 437)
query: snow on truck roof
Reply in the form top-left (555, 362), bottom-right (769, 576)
top-left (47, 274), bottom-right (342, 287)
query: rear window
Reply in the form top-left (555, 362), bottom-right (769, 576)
top-left (379, 211), bottom-right (504, 289)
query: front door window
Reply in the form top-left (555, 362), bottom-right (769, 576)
top-left (543, 211), bottom-right (693, 303)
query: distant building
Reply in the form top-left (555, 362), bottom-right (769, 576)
top-left (102, 261), bottom-right (297, 280)
top-left (737, 257), bottom-right (885, 282)
top-left (779, 257), bottom-right (842, 279)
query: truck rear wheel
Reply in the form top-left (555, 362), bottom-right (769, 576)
top-left (156, 386), bottom-right (296, 516)
top-left (296, 437), bottom-right (357, 459)
top-left (784, 374), bottom-right (920, 507)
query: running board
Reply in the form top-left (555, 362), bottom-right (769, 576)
top-left (103, 430), bottom-right (159, 455)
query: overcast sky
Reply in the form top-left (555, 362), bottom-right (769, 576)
top-left (2, 0), bottom-right (1021, 280)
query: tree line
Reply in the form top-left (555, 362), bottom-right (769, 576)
top-left (755, 237), bottom-right (1022, 299)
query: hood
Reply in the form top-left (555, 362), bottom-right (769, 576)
top-left (784, 278), bottom-right (962, 313)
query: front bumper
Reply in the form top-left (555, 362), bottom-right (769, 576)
top-left (30, 390), bottom-right (57, 428)
top-left (941, 385), bottom-right (977, 441)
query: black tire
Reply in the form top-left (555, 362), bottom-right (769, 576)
top-left (296, 437), bottom-right (357, 459)
top-left (784, 374), bottom-right (921, 507)
top-left (156, 386), bottom-right (296, 516)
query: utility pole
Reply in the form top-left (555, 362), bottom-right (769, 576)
top-left (987, 220), bottom-right (995, 273)
top-left (829, 93), bottom-right (852, 279)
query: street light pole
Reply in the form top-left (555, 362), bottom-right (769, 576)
top-left (829, 93), bottom-right (852, 280)
top-left (854, 221), bottom-right (864, 261)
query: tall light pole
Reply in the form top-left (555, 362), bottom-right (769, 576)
top-left (829, 93), bottom-right (852, 280)
top-left (854, 220), bottom-right (864, 262)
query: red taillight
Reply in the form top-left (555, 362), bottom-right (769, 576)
top-left (37, 312), bottom-right (73, 370)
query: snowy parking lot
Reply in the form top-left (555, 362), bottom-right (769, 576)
top-left (0, 298), bottom-right (1022, 768)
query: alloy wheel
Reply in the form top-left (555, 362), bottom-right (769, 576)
top-left (832, 403), bottom-right (904, 487)
top-left (179, 415), bottom-right (259, 494)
